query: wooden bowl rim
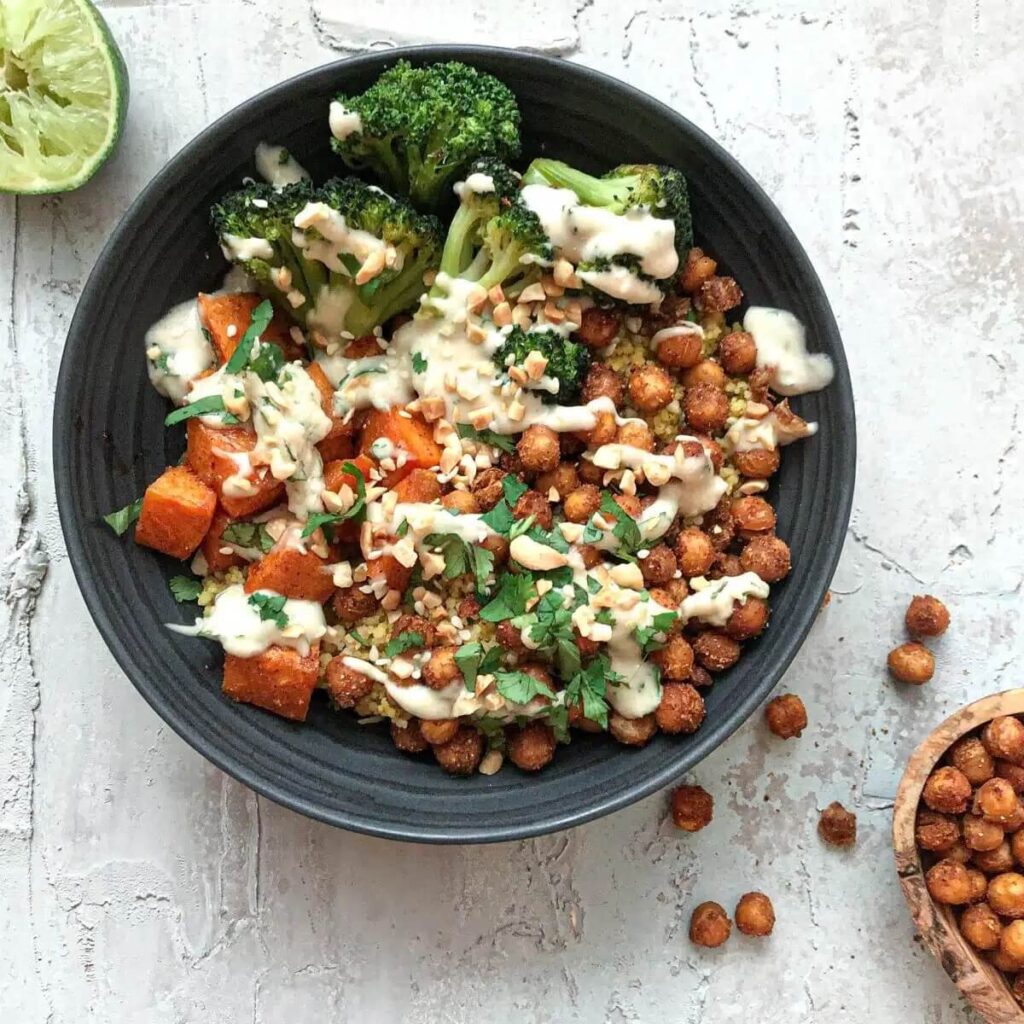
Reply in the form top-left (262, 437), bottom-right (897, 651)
top-left (893, 688), bottom-right (1024, 1022)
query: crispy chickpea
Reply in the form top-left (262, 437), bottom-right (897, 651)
top-left (702, 497), bottom-right (735, 551)
top-left (517, 425), bottom-right (560, 473)
top-left (964, 815), bottom-right (1006, 853)
top-left (442, 489), bottom-right (480, 514)
top-left (507, 721), bottom-right (557, 772)
top-left (613, 493), bottom-right (642, 519)
top-left (731, 496), bottom-right (776, 538)
top-left (576, 306), bottom-right (621, 348)
top-left (324, 657), bottom-right (374, 709)
top-left (887, 642), bottom-right (935, 685)
top-left (718, 331), bottom-right (758, 375)
top-left (765, 694), bottom-right (807, 739)
top-left (976, 778), bottom-right (1021, 824)
top-left (584, 408), bottom-right (620, 447)
top-left (709, 552), bottom-right (743, 580)
top-left (915, 810), bottom-right (961, 853)
top-left (650, 578), bottom-right (690, 608)
top-left (697, 275), bottom-right (743, 313)
top-left (680, 247), bottom-right (717, 294)
top-left (578, 544), bottom-right (603, 569)
top-left (733, 446), bottom-right (781, 479)
top-left (536, 463), bottom-right (579, 501)
top-left (512, 489), bottom-right (554, 531)
top-left (999, 762), bottom-right (1024, 795)
top-left (739, 534), bottom-right (791, 583)
top-left (945, 841), bottom-right (972, 864)
top-left (332, 585), bottom-right (378, 624)
top-left (734, 892), bottom-right (775, 937)
top-left (564, 483), bottom-right (601, 524)
top-left (609, 711), bottom-right (658, 747)
top-left (1002, 922), bottom-right (1024, 962)
top-left (433, 725), bottom-right (484, 775)
top-left (420, 718), bottom-right (459, 746)
top-left (818, 802), bottom-right (857, 847)
top-left (1009, 831), bottom-right (1024, 868)
top-left (926, 859), bottom-right (973, 905)
top-left (905, 594), bottom-right (950, 637)
top-left (990, 873), bottom-right (1024, 918)
top-left (975, 842), bottom-right (1016, 875)
top-left (949, 736), bottom-right (996, 786)
top-left (638, 544), bottom-right (678, 586)
top-left (581, 362), bottom-right (624, 405)
top-left (628, 364), bottom-right (675, 412)
top-left (471, 468), bottom-right (507, 511)
top-left (615, 420), bottom-right (656, 452)
top-left (422, 647), bottom-right (462, 690)
top-left (726, 596), bottom-right (769, 640)
top-left (655, 329), bottom-right (703, 369)
top-left (690, 664), bottom-right (714, 689)
top-left (923, 766), bottom-right (973, 814)
top-left (967, 868), bottom-right (990, 903)
top-left (681, 359), bottom-right (727, 389)
top-left (683, 382), bottom-right (730, 435)
top-left (983, 718), bottom-right (1024, 764)
top-left (990, 948), bottom-right (1024, 973)
top-left (496, 620), bottom-right (526, 653)
top-left (566, 699), bottom-right (603, 733)
top-left (960, 904), bottom-right (1003, 951)
top-left (654, 636), bottom-right (696, 683)
top-left (390, 718), bottom-right (430, 753)
top-left (676, 527), bottom-right (716, 577)
top-left (480, 533), bottom-right (510, 565)
top-left (671, 784), bottom-right (713, 831)
top-left (391, 613), bottom-right (436, 649)
top-left (689, 901), bottom-right (732, 948)
top-left (693, 631), bottom-right (741, 672)
top-left (1004, 803), bottom-right (1024, 833)
top-left (656, 683), bottom-right (706, 734)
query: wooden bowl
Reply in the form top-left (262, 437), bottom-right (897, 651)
top-left (893, 688), bottom-right (1024, 1023)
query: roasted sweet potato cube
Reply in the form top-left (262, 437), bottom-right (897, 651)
top-left (243, 547), bottom-right (335, 603)
top-left (306, 361), bottom-right (356, 457)
top-left (186, 419), bottom-right (284, 518)
top-left (135, 465), bottom-right (216, 559)
top-left (222, 643), bottom-right (320, 722)
top-left (391, 467), bottom-right (441, 504)
top-left (201, 510), bottom-right (246, 574)
top-left (316, 432), bottom-right (355, 463)
top-left (367, 551), bottom-right (412, 593)
top-left (197, 292), bottom-right (302, 364)
top-left (359, 408), bottom-right (442, 487)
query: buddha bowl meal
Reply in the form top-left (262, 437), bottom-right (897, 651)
top-left (105, 60), bottom-right (834, 777)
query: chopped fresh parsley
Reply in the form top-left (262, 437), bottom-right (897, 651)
top-left (454, 641), bottom-right (503, 691)
top-left (164, 394), bottom-right (240, 426)
top-left (508, 514), bottom-right (535, 540)
top-left (494, 669), bottom-right (556, 706)
top-left (479, 571), bottom-right (535, 622)
top-left (562, 655), bottom-right (618, 730)
top-left (586, 575), bottom-right (602, 595)
top-left (455, 422), bottom-right (516, 454)
top-left (599, 492), bottom-right (642, 560)
top-left (152, 352), bottom-right (170, 372)
top-left (224, 299), bottom-right (274, 374)
top-left (102, 497), bottom-right (142, 536)
top-left (396, 518), bottom-right (410, 538)
top-left (525, 523), bottom-right (569, 553)
top-left (247, 592), bottom-right (288, 627)
top-left (634, 610), bottom-right (679, 654)
top-left (247, 341), bottom-right (286, 382)
top-left (512, 587), bottom-right (581, 679)
top-left (384, 631), bottom-right (425, 658)
top-left (581, 519), bottom-right (605, 545)
top-left (222, 521), bottom-right (275, 553)
top-left (348, 629), bottom-right (370, 647)
top-left (480, 475), bottom-right (530, 535)
top-left (411, 352), bottom-right (428, 374)
top-left (169, 575), bottom-right (203, 603)
top-left (301, 461), bottom-right (368, 538)
top-left (422, 532), bottom-right (494, 593)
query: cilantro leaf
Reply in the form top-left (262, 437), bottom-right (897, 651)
top-left (481, 499), bottom-right (514, 535)
top-left (563, 656), bottom-right (615, 729)
top-left (479, 572), bottom-right (535, 622)
top-left (423, 533), bottom-right (495, 593)
top-left (599, 492), bottom-right (642, 559)
top-left (502, 475), bottom-right (528, 505)
top-left (102, 497), bottom-right (142, 536)
top-left (480, 475), bottom-right (530, 536)
top-left (454, 641), bottom-right (502, 691)
top-left (411, 352), bottom-right (428, 374)
top-left (635, 610), bottom-right (679, 654)
top-left (348, 629), bottom-right (370, 646)
top-left (248, 341), bottom-right (286, 382)
top-left (494, 669), bottom-right (556, 706)
top-left (384, 631), bottom-right (425, 658)
top-left (456, 422), bottom-right (515, 454)
top-left (248, 592), bottom-right (288, 627)
top-left (169, 575), bottom-right (203, 603)
top-left (526, 524), bottom-right (569, 553)
top-left (164, 394), bottom-right (239, 426)
top-left (301, 461), bottom-right (367, 538)
top-left (224, 299), bottom-right (275, 374)
top-left (222, 521), bottom-right (275, 553)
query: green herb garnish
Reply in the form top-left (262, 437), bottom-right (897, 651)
top-left (411, 352), bottom-right (428, 374)
top-left (225, 299), bottom-right (274, 374)
top-left (169, 575), bottom-right (203, 603)
top-left (248, 592), bottom-right (288, 627)
top-left (222, 521), bottom-right (275, 553)
top-left (384, 631), bottom-right (425, 658)
top-left (454, 641), bottom-right (503, 691)
top-left (494, 669), bottom-right (556, 706)
top-left (479, 571), bottom-right (535, 622)
top-left (302, 461), bottom-right (368, 538)
top-left (455, 422), bottom-right (516, 454)
top-left (102, 497), bottom-right (143, 536)
top-left (164, 394), bottom-right (239, 426)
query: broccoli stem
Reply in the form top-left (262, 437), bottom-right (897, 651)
top-left (521, 158), bottom-right (629, 210)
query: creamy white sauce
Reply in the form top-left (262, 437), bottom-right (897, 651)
top-left (650, 322), bottom-right (703, 351)
top-left (453, 172), bottom-right (496, 200)
top-left (169, 584), bottom-right (326, 657)
top-left (145, 299), bottom-right (215, 404)
top-left (254, 142), bottom-right (310, 189)
top-left (744, 307), bottom-right (834, 396)
top-left (329, 101), bottom-right (363, 142)
top-left (383, 678), bottom-right (462, 720)
top-left (221, 234), bottom-right (274, 262)
top-left (678, 572), bottom-right (769, 626)
top-left (315, 349), bottom-right (414, 414)
top-left (577, 266), bottom-right (663, 305)
top-left (293, 202), bottom-right (398, 277)
top-left (724, 407), bottom-right (818, 453)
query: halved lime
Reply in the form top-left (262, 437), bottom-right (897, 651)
top-left (0, 0), bottom-right (128, 194)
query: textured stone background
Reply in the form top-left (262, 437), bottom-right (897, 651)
top-left (3, 1), bottom-right (1021, 1020)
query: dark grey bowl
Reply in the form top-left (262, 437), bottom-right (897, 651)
top-left (54, 46), bottom-right (855, 843)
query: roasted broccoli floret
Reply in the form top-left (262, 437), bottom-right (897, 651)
top-left (211, 177), bottom-right (441, 340)
top-left (492, 326), bottom-right (591, 404)
top-left (330, 60), bottom-right (521, 211)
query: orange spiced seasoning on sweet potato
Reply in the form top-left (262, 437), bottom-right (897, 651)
top-left (222, 643), bottom-right (321, 722)
top-left (134, 465), bottom-right (216, 559)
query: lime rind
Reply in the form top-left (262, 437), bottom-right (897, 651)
top-left (0, 0), bottom-right (128, 195)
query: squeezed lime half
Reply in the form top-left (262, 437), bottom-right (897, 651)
top-left (0, 0), bottom-right (127, 194)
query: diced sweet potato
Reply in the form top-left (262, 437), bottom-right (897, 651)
top-left (344, 335), bottom-right (383, 358)
top-left (201, 510), bottom-right (246, 573)
top-left (323, 455), bottom-right (375, 494)
top-left (197, 292), bottom-right (303, 365)
top-left (367, 550), bottom-right (412, 593)
top-left (316, 432), bottom-right (355, 463)
top-left (306, 361), bottom-right (356, 462)
top-left (359, 408), bottom-right (442, 487)
top-left (243, 547), bottom-right (335, 603)
top-left (186, 419), bottom-right (284, 518)
top-left (392, 467), bottom-right (441, 504)
top-left (135, 465), bottom-right (216, 559)
top-left (222, 643), bottom-right (320, 722)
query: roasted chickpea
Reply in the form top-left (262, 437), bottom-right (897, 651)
top-left (324, 658), bottom-right (374, 709)
top-left (656, 683), bottom-right (706, 734)
top-left (726, 596), bottom-right (769, 640)
top-left (422, 647), bottom-right (462, 690)
top-left (926, 859), bottom-right (973, 905)
top-left (1008, 831), bottom-right (1024, 870)
top-left (680, 247), bottom-right (717, 294)
top-left (575, 306), bottom-right (621, 348)
top-left (734, 892), bottom-right (775, 937)
top-left (905, 594), bottom-right (951, 637)
top-left (964, 815), bottom-right (1006, 853)
top-left (967, 868), bottom-right (991, 902)
top-left (718, 331), bottom-right (757, 376)
top-left (577, 544), bottom-right (603, 569)
top-left (733, 446), bottom-right (781, 479)
top-left (517, 425), bottom-right (560, 473)
top-left (471, 468), bottom-right (507, 511)
top-left (676, 527), bottom-right (716, 577)
top-left (765, 694), bottom-right (807, 739)
top-left (945, 842), bottom-right (973, 864)
top-left (442, 489), bottom-right (480, 514)
top-left (507, 721), bottom-right (557, 772)
top-left (433, 725), bottom-right (484, 775)
top-left (609, 711), bottom-right (658, 747)
top-left (696, 275), bottom-right (743, 313)
top-left (681, 359), bottom-right (727, 389)
top-left (709, 552), bottom-right (743, 579)
top-left (731, 496), bottom-right (776, 538)
top-left (655, 329), bottom-right (703, 369)
top-left (480, 533), bottom-right (510, 565)
top-left (566, 699), bottom-right (603, 733)
top-left (702, 497), bottom-right (735, 551)
top-left (983, 717), bottom-right (1024, 764)
top-left (739, 534), bottom-right (791, 583)
top-left (390, 718), bottom-right (430, 753)
top-left (1004, 803), bottom-right (1024, 833)
top-left (818, 801), bottom-right (857, 847)
top-left (689, 901), bottom-right (732, 948)
top-left (496, 620), bottom-right (526, 653)
top-left (577, 408), bottom-right (618, 448)
top-left (420, 718), bottom-right (459, 746)
top-left (638, 544), bottom-right (678, 586)
top-left (582, 362), bottom-right (624, 405)
top-left (650, 578), bottom-right (690, 608)
top-left (628, 364), bottom-right (675, 412)
top-left (990, 873), bottom-right (1024, 918)
top-left (683, 382), bottom-right (730, 434)
top-left (949, 736), bottom-right (996, 786)
top-left (922, 766), bottom-right (973, 814)
top-left (960, 904), bottom-right (1003, 951)
top-left (653, 636), bottom-right (696, 683)
top-left (671, 784), bottom-right (713, 831)
top-left (989, 947), bottom-right (1024, 973)
top-left (999, 762), bottom-right (1024, 795)
top-left (1002, 922), bottom-right (1024, 962)
top-left (563, 483), bottom-right (602, 524)
top-left (975, 842), bottom-right (1016, 875)
top-left (915, 810), bottom-right (961, 853)
top-left (976, 778), bottom-right (1021, 824)
top-left (536, 463), bottom-right (579, 501)
top-left (613, 493), bottom-right (642, 519)
top-left (693, 631), bottom-right (741, 672)
top-left (512, 489), bottom-right (554, 530)
top-left (887, 642), bottom-right (935, 685)
top-left (615, 420), bottom-right (656, 452)
top-left (689, 664), bottom-right (714, 689)
top-left (332, 585), bottom-right (378, 624)
top-left (391, 613), bottom-right (436, 649)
